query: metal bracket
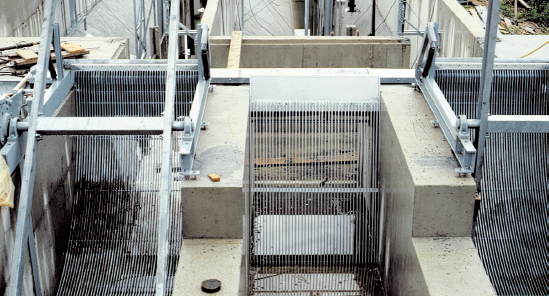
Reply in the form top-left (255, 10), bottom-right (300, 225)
top-left (198, 24), bottom-right (211, 80)
top-left (178, 23), bottom-right (211, 178)
top-left (178, 22), bottom-right (197, 39)
top-left (415, 22), bottom-right (476, 174)
top-left (397, 0), bottom-right (443, 36)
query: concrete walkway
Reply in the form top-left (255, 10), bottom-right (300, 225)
top-left (496, 35), bottom-right (549, 59)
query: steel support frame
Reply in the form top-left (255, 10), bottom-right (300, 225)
top-left (475, 0), bottom-right (503, 186)
top-left (134, 0), bottom-right (156, 58)
top-left (155, 0), bottom-right (180, 294)
top-left (180, 23), bottom-right (211, 177)
top-left (415, 22), bottom-right (476, 174)
top-left (8, 0), bottom-right (58, 295)
top-left (66, 0), bottom-right (90, 36)
top-left (416, 20), bottom-right (548, 175)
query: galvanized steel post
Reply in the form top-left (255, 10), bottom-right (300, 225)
top-left (474, 0), bottom-right (501, 188)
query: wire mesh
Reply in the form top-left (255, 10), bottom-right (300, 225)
top-left (436, 69), bottom-right (548, 296)
top-left (248, 101), bottom-right (383, 296)
top-left (55, 70), bottom-right (198, 296)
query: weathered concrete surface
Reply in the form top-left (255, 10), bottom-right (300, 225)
top-left (378, 84), bottom-right (493, 295)
top-left (495, 35), bottom-right (549, 59)
top-left (173, 239), bottom-right (243, 295)
top-left (210, 36), bottom-right (411, 68)
top-left (181, 85), bottom-right (249, 239)
top-left (413, 237), bottom-right (496, 296)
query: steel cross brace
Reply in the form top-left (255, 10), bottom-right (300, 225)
top-left (8, 0), bottom-right (58, 295)
top-left (415, 22), bottom-right (476, 174)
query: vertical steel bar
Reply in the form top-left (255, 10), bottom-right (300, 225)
top-left (241, 0), bottom-right (245, 34)
top-left (305, 0), bottom-right (310, 36)
top-left (474, 0), bottom-right (500, 188)
top-left (133, 0), bottom-right (140, 58)
top-left (155, 0), bottom-right (179, 295)
top-left (8, 0), bottom-right (57, 295)
top-left (52, 23), bottom-right (64, 80)
top-left (324, 0), bottom-right (332, 35)
top-left (27, 217), bottom-right (42, 296)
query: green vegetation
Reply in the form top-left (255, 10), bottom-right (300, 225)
top-left (501, 0), bottom-right (549, 25)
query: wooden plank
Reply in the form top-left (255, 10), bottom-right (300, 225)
top-left (227, 31), bottom-right (242, 69)
top-left (255, 154), bottom-right (357, 167)
top-left (60, 43), bottom-right (85, 54)
top-left (12, 50), bottom-right (89, 66)
top-left (16, 49), bottom-right (38, 61)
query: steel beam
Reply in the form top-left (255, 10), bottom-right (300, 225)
top-left (487, 115), bottom-right (549, 133)
top-left (27, 217), bottom-right (41, 296)
top-left (8, 0), bottom-right (57, 294)
top-left (52, 23), bottom-right (63, 80)
top-left (436, 58), bottom-right (549, 70)
top-left (305, 0), bottom-right (310, 35)
top-left (18, 117), bottom-right (171, 135)
top-left (43, 70), bottom-right (74, 117)
top-left (474, 0), bottom-right (501, 186)
top-left (155, 0), bottom-right (179, 294)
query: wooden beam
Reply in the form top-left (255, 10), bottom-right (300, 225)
top-left (16, 49), bottom-right (38, 61)
top-left (60, 43), bottom-right (85, 54)
top-left (227, 31), bottom-right (242, 69)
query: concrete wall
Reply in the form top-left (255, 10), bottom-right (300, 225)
top-left (0, 0), bottom-right (102, 37)
top-left (201, 0), bottom-right (239, 36)
top-left (1, 93), bottom-right (75, 296)
top-left (0, 0), bottom-right (44, 37)
top-left (210, 36), bottom-right (411, 68)
top-left (435, 0), bottom-right (484, 58)
top-left (181, 85), bottom-right (249, 239)
top-left (378, 84), bottom-right (496, 295)
top-left (377, 0), bottom-right (484, 66)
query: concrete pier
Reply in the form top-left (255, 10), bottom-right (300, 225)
top-left (378, 84), bottom-right (496, 295)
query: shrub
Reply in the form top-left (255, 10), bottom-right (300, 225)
top-left (501, 0), bottom-right (549, 25)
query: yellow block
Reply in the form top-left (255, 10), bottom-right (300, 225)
top-left (0, 157), bottom-right (14, 208)
top-left (208, 173), bottom-right (220, 182)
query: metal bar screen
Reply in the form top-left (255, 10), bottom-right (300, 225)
top-left (436, 69), bottom-right (548, 296)
top-left (55, 70), bottom-right (197, 296)
top-left (247, 101), bottom-right (383, 295)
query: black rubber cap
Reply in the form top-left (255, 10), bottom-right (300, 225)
top-left (201, 279), bottom-right (221, 293)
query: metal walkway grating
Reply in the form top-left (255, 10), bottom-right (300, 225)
top-left (247, 101), bottom-right (383, 295)
top-left (55, 70), bottom-right (198, 296)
